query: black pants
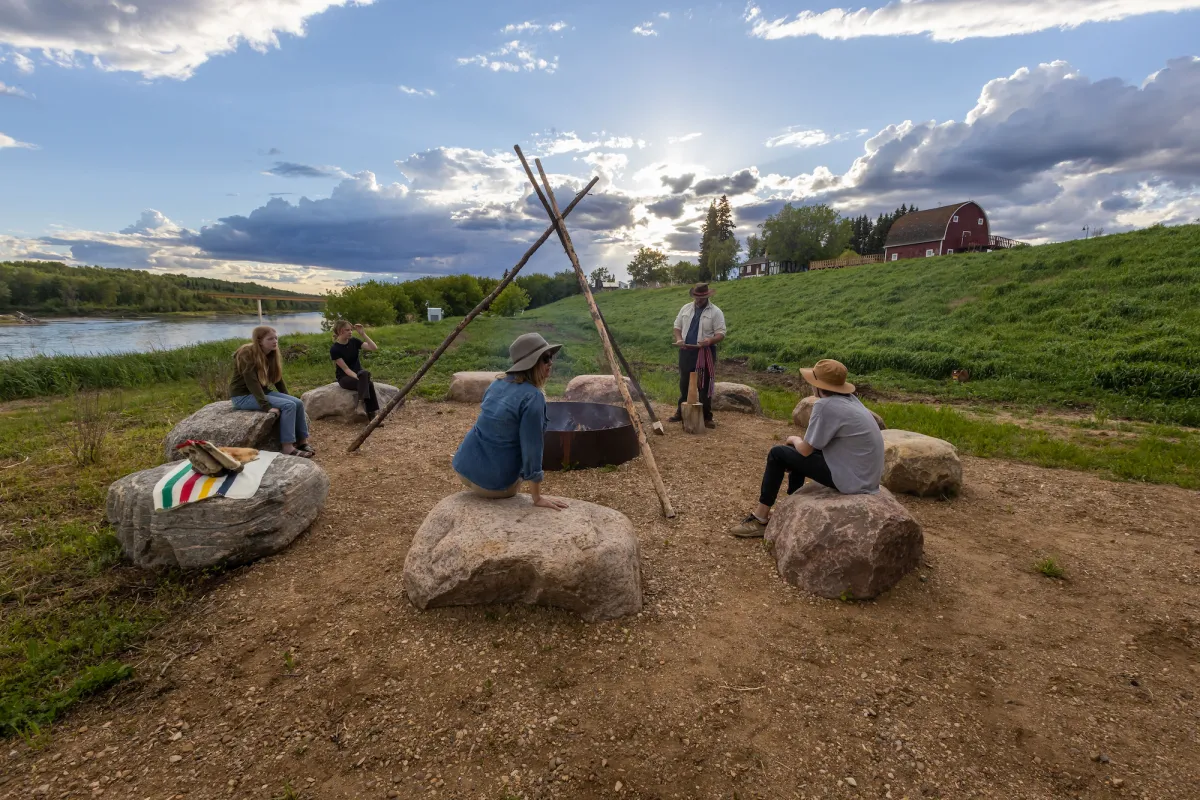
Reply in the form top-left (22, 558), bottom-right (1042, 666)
top-left (337, 369), bottom-right (380, 414)
top-left (759, 445), bottom-right (836, 506)
top-left (676, 347), bottom-right (713, 421)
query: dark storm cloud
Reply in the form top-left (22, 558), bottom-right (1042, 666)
top-left (264, 161), bottom-right (343, 179)
top-left (646, 196), bottom-right (688, 219)
top-left (660, 173), bottom-right (695, 193)
top-left (692, 169), bottom-right (759, 196)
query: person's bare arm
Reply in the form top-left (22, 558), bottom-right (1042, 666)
top-left (353, 324), bottom-right (379, 352)
top-left (786, 435), bottom-right (815, 456)
top-left (333, 357), bottom-right (356, 378)
top-left (700, 332), bottom-right (726, 346)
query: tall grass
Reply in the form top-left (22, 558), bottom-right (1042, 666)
top-left (531, 224), bottom-right (1200, 426)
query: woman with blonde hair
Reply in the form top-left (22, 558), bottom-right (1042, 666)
top-left (451, 333), bottom-right (568, 509)
top-left (329, 319), bottom-right (381, 422)
top-left (229, 326), bottom-right (314, 458)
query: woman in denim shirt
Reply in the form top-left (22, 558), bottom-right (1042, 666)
top-left (451, 333), bottom-right (570, 510)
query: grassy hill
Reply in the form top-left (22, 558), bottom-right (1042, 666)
top-left (533, 223), bottom-right (1200, 427)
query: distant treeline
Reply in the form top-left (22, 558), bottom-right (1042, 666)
top-left (323, 270), bottom-right (583, 327)
top-left (0, 261), bottom-right (318, 315)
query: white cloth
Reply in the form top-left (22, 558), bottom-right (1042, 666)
top-left (153, 451), bottom-right (280, 511)
top-left (673, 302), bottom-right (726, 342)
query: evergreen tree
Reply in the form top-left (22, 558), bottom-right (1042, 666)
top-left (697, 201), bottom-right (720, 281)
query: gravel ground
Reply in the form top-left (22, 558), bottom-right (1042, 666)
top-left (3, 399), bottom-right (1198, 800)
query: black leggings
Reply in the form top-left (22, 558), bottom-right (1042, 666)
top-left (337, 369), bottom-right (380, 414)
top-left (759, 445), bottom-right (836, 506)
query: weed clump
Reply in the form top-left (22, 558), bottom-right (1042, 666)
top-left (1035, 556), bottom-right (1066, 579)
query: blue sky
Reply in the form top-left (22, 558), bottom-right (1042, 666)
top-left (2, 0), bottom-right (1200, 291)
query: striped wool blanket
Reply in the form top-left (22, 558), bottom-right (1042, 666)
top-left (153, 451), bottom-right (280, 512)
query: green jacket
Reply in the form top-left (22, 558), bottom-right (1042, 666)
top-left (228, 354), bottom-right (289, 411)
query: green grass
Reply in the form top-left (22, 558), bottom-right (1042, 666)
top-left (529, 224), bottom-right (1200, 427)
top-left (1035, 557), bottom-right (1066, 579)
top-left (2, 225), bottom-right (1199, 734)
top-left (0, 386), bottom-right (212, 738)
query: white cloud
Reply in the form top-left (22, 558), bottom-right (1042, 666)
top-left (0, 131), bottom-right (35, 149)
top-left (667, 132), bottom-right (703, 144)
top-left (11, 52), bottom-right (33, 73)
top-left (764, 127), bottom-right (852, 148)
top-left (0, 0), bottom-right (375, 80)
top-left (501, 20), bottom-right (568, 34)
top-left (658, 12), bottom-right (671, 19)
top-left (2, 51), bottom-right (35, 74)
top-left (746, 57), bottom-right (1200, 244)
top-left (632, 23), bottom-right (658, 36)
top-left (399, 85), bottom-right (436, 97)
top-left (0, 80), bottom-right (32, 99)
top-left (745, 0), bottom-right (1200, 42)
top-left (582, 152), bottom-right (630, 189)
top-left (457, 40), bottom-right (558, 74)
top-left (536, 131), bottom-right (643, 156)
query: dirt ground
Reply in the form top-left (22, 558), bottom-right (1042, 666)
top-left (3, 400), bottom-right (1199, 800)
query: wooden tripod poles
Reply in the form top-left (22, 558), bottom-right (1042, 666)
top-left (514, 145), bottom-right (676, 519)
top-left (346, 177), bottom-right (599, 453)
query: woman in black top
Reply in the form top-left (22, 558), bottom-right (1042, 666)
top-left (330, 320), bottom-right (381, 421)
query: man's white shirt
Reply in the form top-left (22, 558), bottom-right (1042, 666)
top-left (673, 302), bottom-right (727, 343)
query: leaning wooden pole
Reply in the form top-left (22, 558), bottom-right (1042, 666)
top-left (346, 177), bottom-right (600, 453)
top-left (515, 146), bottom-right (676, 519)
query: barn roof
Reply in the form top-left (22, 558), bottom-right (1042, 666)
top-left (884, 202), bottom-right (977, 248)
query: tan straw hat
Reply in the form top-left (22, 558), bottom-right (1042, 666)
top-left (506, 332), bottom-right (562, 373)
top-left (800, 359), bottom-right (856, 394)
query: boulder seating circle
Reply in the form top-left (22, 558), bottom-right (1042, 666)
top-left (300, 381), bottom-right (401, 423)
top-left (765, 483), bottom-right (923, 601)
top-left (107, 456), bottom-right (330, 570)
top-left (710, 382), bottom-right (762, 415)
top-left (563, 374), bottom-right (643, 405)
top-left (447, 371), bottom-right (502, 404)
top-left (164, 401), bottom-right (298, 462)
top-left (882, 429), bottom-right (963, 498)
top-left (403, 492), bottom-right (643, 622)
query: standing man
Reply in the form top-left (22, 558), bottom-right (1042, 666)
top-left (669, 283), bottom-right (726, 429)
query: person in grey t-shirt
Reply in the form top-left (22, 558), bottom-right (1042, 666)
top-left (729, 359), bottom-right (884, 538)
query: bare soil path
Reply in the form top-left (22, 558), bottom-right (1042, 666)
top-left (4, 401), bottom-right (1198, 800)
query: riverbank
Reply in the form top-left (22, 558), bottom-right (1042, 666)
top-left (0, 311), bottom-right (326, 361)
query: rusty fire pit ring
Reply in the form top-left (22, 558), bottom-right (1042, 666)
top-left (542, 401), bottom-right (639, 472)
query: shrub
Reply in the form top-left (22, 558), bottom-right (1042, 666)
top-left (60, 390), bottom-right (118, 466)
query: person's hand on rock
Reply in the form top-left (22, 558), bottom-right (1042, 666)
top-left (533, 496), bottom-right (569, 510)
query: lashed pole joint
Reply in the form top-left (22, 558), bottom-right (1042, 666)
top-left (514, 145), bottom-right (676, 519)
top-left (346, 176), bottom-right (600, 453)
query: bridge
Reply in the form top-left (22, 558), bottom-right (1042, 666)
top-left (201, 292), bottom-right (326, 323)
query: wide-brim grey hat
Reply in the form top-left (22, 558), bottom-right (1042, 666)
top-left (506, 332), bottom-right (562, 373)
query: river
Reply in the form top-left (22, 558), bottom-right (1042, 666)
top-left (0, 313), bottom-right (327, 360)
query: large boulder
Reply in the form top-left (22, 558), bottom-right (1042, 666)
top-left (882, 429), bottom-right (963, 498)
top-left (765, 484), bottom-right (923, 600)
top-left (447, 371), bottom-right (501, 403)
top-left (300, 381), bottom-right (401, 422)
top-left (792, 395), bottom-right (886, 433)
top-left (164, 402), bottom-right (285, 461)
top-left (563, 374), bottom-right (643, 406)
top-left (106, 457), bottom-right (329, 570)
top-left (711, 382), bottom-right (761, 415)
top-left (403, 492), bottom-right (642, 621)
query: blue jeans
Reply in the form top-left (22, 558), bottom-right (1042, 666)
top-left (231, 392), bottom-right (309, 444)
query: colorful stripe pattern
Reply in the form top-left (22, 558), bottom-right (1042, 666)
top-left (154, 461), bottom-right (249, 511)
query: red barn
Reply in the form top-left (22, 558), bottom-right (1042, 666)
top-left (883, 201), bottom-right (989, 261)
